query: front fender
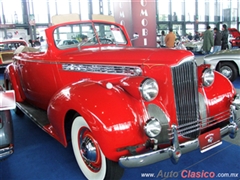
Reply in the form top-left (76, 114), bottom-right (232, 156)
top-left (48, 80), bottom-right (149, 161)
top-left (202, 71), bottom-right (235, 117)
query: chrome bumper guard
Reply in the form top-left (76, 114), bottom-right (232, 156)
top-left (0, 145), bottom-right (14, 160)
top-left (119, 95), bottom-right (240, 168)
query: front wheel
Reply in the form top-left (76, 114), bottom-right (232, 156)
top-left (217, 62), bottom-right (238, 82)
top-left (71, 115), bottom-right (124, 180)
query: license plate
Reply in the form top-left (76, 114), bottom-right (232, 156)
top-left (198, 128), bottom-right (222, 153)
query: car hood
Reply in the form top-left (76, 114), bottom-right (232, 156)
top-left (204, 49), bottom-right (240, 60)
top-left (228, 28), bottom-right (240, 38)
top-left (61, 46), bottom-right (193, 67)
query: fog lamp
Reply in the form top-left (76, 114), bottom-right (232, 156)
top-left (144, 117), bottom-right (161, 138)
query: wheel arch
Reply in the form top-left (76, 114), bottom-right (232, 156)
top-left (4, 64), bottom-right (25, 102)
top-left (63, 109), bottom-right (77, 145)
top-left (216, 60), bottom-right (240, 76)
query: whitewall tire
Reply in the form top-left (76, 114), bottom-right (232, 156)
top-left (71, 115), bottom-right (124, 180)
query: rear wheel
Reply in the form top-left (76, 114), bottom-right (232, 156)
top-left (71, 115), bottom-right (124, 180)
top-left (217, 62), bottom-right (238, 82)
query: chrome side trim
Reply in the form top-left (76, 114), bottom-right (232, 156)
top-left (62, 63), bottom-right (142, 76)
top-left (119, 122), bottom-right (237, 168)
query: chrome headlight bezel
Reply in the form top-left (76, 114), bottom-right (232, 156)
top-left (202, 68), bottom-right (215, 87)
top-left (139, 78), bottom-right (159, 101)
top-left (144, 117), bottom-right (162, 138)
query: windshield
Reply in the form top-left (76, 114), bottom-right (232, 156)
top-left (53, 22), bottom-right (127, 50)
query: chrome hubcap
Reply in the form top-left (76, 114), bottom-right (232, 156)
top-left (220, 66), bottom-right (232, 78)
top-left (79, 127), bottom-right (101, 172)
top-left (81, 136), bottom-right (97, 162)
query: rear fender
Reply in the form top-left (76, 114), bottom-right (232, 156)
top-left (5, 64), bottom-right (25, 102)
top-left (47, 80), bottom-right (148, 160)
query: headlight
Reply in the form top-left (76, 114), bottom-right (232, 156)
top-left (144, 118), bottom-right (162, 137)
top-left (140, 78), bottom-right (159, 101)
top-left (202, 68), bottom-right (214, 87)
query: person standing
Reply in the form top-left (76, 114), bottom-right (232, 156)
top-left (160, 30), bottom-right (166, 47)
top-left (188, 33), bottom-right (193, 40)
top-left (165, 28), bottom-right (175, 48)
top-left (202, 26), bottom-right (214, 54)
top-left (194, 31), bottom-right (200, 41)
top-left (221, 24), bottom-right (229, 50)
top-left (212, 27), bottom-right (222, 54)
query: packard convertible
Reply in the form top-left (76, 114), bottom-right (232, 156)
top-left (4, 20), bottom-right (240, 179)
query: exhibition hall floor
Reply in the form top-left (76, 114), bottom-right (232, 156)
top-left (0, 58), bottom-right (240, 180)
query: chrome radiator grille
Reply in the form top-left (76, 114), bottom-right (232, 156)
top-left (172, 61), bottom-right (199, 138)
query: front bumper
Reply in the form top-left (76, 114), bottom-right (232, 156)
top-left (119, 95), bottom-right (240, 168)
top-left (0, 144), bottom-right (14, 160)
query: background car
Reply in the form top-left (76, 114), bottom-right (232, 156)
top-left (57, 39), bottom-right (79, 46)
top-left (185, 38), bottom-right (233, 54)
top-left (0, 39), bottom-right (27, 68)
top-left (204, 48), bottom-right (240, 81)
top-left (0, 87), bottom-right (15, 160)
top-left (184, 39), bottom-right (204, 54)
top-left (228, 28), bottom-right (240, 48)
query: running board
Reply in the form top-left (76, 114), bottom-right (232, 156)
top-left (16, 102), bottom-right (50, 128)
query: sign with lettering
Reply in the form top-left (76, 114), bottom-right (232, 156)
top-left (131, 0), bottom-right (157, 47)
top-left (113, 0), bottom-right (156, 47)
top-left (113, 1), bottom-right (133, 40)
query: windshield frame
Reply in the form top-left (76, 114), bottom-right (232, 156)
top-left (53, 21), bottom-right (129, 50)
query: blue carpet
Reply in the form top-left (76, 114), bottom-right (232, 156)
top-left (233, 76), bottom-right (240, 89)
top-left (0, 109), bottom-right (240, 180)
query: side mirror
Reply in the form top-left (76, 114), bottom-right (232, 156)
top-left (131, 33), bottom-right (139, 41)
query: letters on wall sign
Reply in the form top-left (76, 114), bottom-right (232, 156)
top-left (113, 0), bottom-right (157, 47)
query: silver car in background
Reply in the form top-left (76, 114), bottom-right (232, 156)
top-left (204, 49), bottom-right (240, 82)
top-left (185, 39), bottom-right (204, 54)
top-left (0, 87), bottom-right (15, 160)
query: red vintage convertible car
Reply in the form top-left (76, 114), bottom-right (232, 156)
top-left (4, 20), bottom-right (240, 179)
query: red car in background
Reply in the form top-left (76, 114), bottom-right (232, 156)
top-left (0, 39), bottom-right (27, 68)
top-left (228, 28), bottom-right (240, 48)
top-left (4, 20), bottom-right (240, 179)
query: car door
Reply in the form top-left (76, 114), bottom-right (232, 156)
top-left (15, 54), bottom-right (59, 110)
